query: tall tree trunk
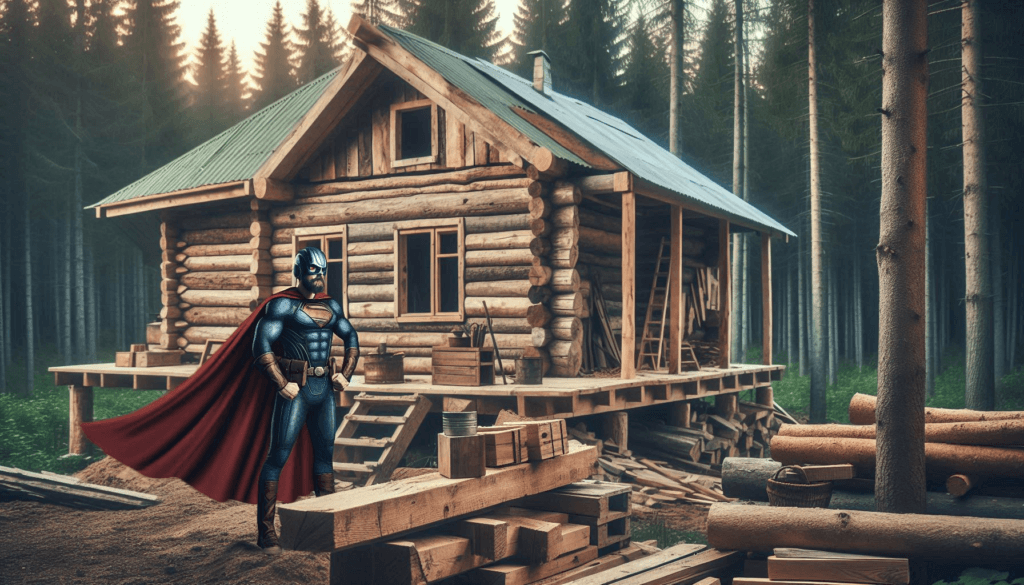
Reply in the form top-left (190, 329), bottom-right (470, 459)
top-left (72, 0), bottom-right (87, 365)
top-left (115, 250), bottom-right (124, 350)
top-left (64, 201), bottom-right (73, 363)
top-left (1009, 240), bottom-right (1019, 373)
top-left (808, 0), bottom-right (827, 422)
top-left (828, 261), bottom-right (837, 385)
top-left (799, 226), bottom-right (808, 376)
top-left (992, 211), bottom-right (1004, 382)
top-left (0, 227), bottom-right (5, 393)
top-left (926, 204), bottom-right (935, 396)
top-left (86, 244), bottom-right (97, 362)
top-left (731, 0), bottom-right (745, 363)
top-left (23, 190), bottom-right (35, 397)
top-left (855, 253), bottom-right (864, 370)
top-left (962, 0), bottom-right (993, 410)
top-left (876, 0), bottom-right (928, 514)
top-left (937, 235), bottom-right (947, 366)
top-left (788, 255), bottom-right (797, 363)
top-left (669, 0), bottom-right (685, 157)
top-left (742, 58), bottom-right (752, 358)
top-left (2, 212), bottom-right (10, 378)
top-left (844, 268), bottom-right (852, 362)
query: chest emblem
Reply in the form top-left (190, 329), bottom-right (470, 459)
top-left (301, 302), bottom-right (333, 328)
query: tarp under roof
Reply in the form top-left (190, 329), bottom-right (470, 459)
top-left (89, 69), bottom-right (340, 208)
top-left (379, 25), bottom-right (795, 238)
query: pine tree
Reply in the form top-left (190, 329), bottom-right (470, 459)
top-left (405, 0), bottom-right (501, 62)
top-left (295, 0), bottom-right (341, 84)
top-left (508, 0), bottom-right (566, 81)
top-left (253, 1), bottom-right (297, 110)
top-left (223, 41), bottom-right (249, 123)
top-left (686, 0), bottom-right (733, 183)
top-left (192, 9), bottom-right (227, 142)
top-left (619, 14), bottom-right (668, 143)
top-left (351, 0), bottom-right (405, 28)
top-left (560, 0), bottom-right (625, 107)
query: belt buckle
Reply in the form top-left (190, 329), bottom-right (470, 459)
top-left (313, 366), bottom-right (326, 377)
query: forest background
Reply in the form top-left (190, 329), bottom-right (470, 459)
top-left (0, 0), bottom-right (1021, 472)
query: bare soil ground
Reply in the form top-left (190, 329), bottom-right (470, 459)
top-left (0, 458), bottom-right (712, 585)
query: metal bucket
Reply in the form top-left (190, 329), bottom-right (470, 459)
top-left (515, 358), bottom-right (543, 385)
top-left (443, 411), bottom-right (478, 436)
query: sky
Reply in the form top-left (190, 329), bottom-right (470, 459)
top-left (176, 0), bottom-right (521, 84)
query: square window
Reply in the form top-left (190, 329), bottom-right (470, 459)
top-left (397, 224), bottom-right (463, 321)
top-left (391, 100), bottom-right (438, 168)
top-left (399, 107), bottom-right (432, 160)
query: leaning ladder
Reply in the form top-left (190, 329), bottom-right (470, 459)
top-left (332, 392), bottom-right (431, 486)
top-left (637, 238), bottom-right (672, 371)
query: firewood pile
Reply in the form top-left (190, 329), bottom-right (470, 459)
top-left (687, 341), bottom-right (720, 368)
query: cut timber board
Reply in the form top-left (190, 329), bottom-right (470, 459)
top-left (767, 555), bottom-right (909, 585)
top-left (797, 464), bottom-right (855, 483)
top-left (517, 481), bottom-right (631, 519)
top-left (737, 580), bottom-right (886, 585)
top-left (562, 543), bottom-right (707, 585)
top-left (467, 545), bottom-right (600, 585)
top-left (279, 442), bottom-right (598, 552)
top-left (0, 465), bottom-right (161, 511)
top-left (609, 548), bottom-right (742, 585)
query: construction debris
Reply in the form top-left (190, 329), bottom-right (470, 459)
top-left (0, 465), bottom-right (161, 510)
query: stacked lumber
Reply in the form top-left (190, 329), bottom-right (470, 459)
top-left (770, 394), bottom-right (1024, 495)
top-left (733, 548), bottom-right (910, 585)
top-left (0, 465), bottom-right (161, 511)
top-left (628, 399), bottom-right (781, 475)
top-left (556, 542), bottom-right (742, 585)
top-left (688, 341), bottom-right (720, 368)
top-left (114, 343), bottom-right (183, 368)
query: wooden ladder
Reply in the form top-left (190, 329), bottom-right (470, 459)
top-left (638, 237), bottom-right (672, 371)
top-left (332, 392), bottom-right (431, 486)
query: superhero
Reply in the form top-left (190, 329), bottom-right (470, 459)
top-left (81, 247), bottom-right (359, 555)
top-left (251, 247), bottom-right (359, 553)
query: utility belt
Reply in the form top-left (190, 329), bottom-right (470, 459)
top-left (276, 356), bottom-right (339, 387)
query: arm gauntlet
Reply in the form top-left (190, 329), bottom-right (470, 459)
top-left (255, 352), bottom-right (289, 390)
top-left (340, 347), bottom-right (360, 381)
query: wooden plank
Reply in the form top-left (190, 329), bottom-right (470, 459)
top-left (524, 547), bottom-right (634, 585)
top-left (448, 517), bottom-right (509, 559)
top-left (761, 233), bottom-right (772, 365)
top-left (0, 465), bottom-right (161, 510)
top-left (612, 548), bottom-right (742, 585)
top-left (739, 579), bottom-right (885, 585)
top-left (468, 545), bottom-right (599, 585)
top-left (621, 191), bottom-right (636, 379)
top-left (278, 442), bottom-right (598, 552)
top-left (446, 113), bottom-right (466, 168)
top-left (518, 481), bottom-right (630, 518)
top-left (561, 543), bottom-right (707, 585)
top-left (372, 95), bottom-right (391, 175)
top-left (668, 205), bottom-right (684, 374)
top-left (799, 464), bottom-right (855, 482)
top-left (767, 555), bottom-right (909, 585)
top-left (718, 219), bottom-right (730, 367)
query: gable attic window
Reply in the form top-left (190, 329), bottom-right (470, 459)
top-left (391, 99), bottom-right (438, 168)
top-left (395, 219), bottom-right (464, 322)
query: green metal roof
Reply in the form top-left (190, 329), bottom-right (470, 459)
top-left (89, 69), bottom-right (340, 208)
top-left (379, 25), bottom-right (794, 238)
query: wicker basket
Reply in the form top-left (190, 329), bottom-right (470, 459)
top-left (766, 465), bottom-right (833, 508)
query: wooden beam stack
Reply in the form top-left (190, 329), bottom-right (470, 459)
top-left (734, 548), bottom-right (910, 585)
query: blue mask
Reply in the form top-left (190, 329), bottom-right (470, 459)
top-left (293, 247), bottom-right (327, 293)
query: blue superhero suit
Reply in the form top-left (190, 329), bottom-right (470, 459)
top-left (250, 246), bottom-right (359, 554)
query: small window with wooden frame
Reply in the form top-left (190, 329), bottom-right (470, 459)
top-left (395, 219), bottom-right (464, 322)
top-left (292, 226), bottom-right (347, 305)
top-left (390, 99), bottom-right (438, 168)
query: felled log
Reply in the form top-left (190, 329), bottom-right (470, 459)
top-left (531, 328), bottom-right (553, 348)
top-left (579, 226), bottom-right (622, 255)
top-left (770, 435), bottom-right (1024, 480)
top-left (466, 249), bottom-right (535, 267)
top-left (827, 490), bottom-right (1024, 520)
top-left (270, 243), bottom-right (294, 257)
top-left (947, 474), bottom-right (975, 497)
top-left (269, 188), bottom-right (532, 228)
top-left (550, 317), bottom-right (582, 341)
top-left (706, 502), bottom-right (1024, 564)
top-left (467, 266), bottom-right (532, 282)
top-left (530, 218), bottom-right (551, 237)
top-left (529, 237), bottom-right (552, 256)
top-left (527, 286), bottom-right (552, 304)
top-left (466, 230), bottom-right (535, 251)
top-left (176, 211), bottom-right (250, 230)
top-left (721, 458), bottom-right (781, 502)
top-left (579, 207), bottom-right (621, 233)
top-left (182, 307), bottom-right (251, 327)
top-left (348, 223), bottom-right (395, 242)
top-left (529, 197), bottom-right (551, 219)
top-left (777, 420), bottom-right (1024, 446)
top-left (550, 228), bottom-right (579, 250)
top-left (849, 393), bottom-right (1024, 425)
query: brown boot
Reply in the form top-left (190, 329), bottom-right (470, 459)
top-left (314, 473), bottom-right (335, 497)
top-left (256, 480), bottom-right (282, 555)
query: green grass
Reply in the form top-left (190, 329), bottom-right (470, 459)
top-left (629, 518), bottom-right (707, 548)
top-left (0, 346), bottom-right (162, 473)
top-left (771, 347), bottom-right (1024, 423)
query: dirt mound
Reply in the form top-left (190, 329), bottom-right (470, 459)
top-left (1, 457), bottom-right (328, 585)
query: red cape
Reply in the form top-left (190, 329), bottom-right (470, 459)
top-left (82, 288), bottom-right (326, 504)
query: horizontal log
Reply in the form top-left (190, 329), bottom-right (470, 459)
top-left (274, 272), bottom-right (293, 286)
top-left (270, 243), bottom-right (293, 257)
top-left (578, 226), bottom-right (621, 255)
top-left (550, 227), bottom-right (579, 250)
top-left (348, 284), bottom-right (394, 303)
top-left (272, 257), bottom-right (293, 273)
top-left (529, 237), bottom-right (551, 257)
top-left (179, 290), bottom-right (252, 307)
top-left (849, 393), bottom-right (1024, 425)
top-left (354, 356), bottom-right (432, 376)
top-left (466, 249), bottom-right (534, 267)
top-left (528, 198), bottom-right (550, 219)
top-left (530, 218), bottom-right (551, 237)
top-left (550, 206), bottom-right (579, 229)
top-left (777, 420), bottom-right (1024, 446)
top-left (551, 182), bottom-right (581, 206)
top-left (180, 271), bottom-right (253, 290)
top-left (527, 285), bottom-right (551, 304)
top-left (294, 166), bottom-right (527, 197)
top-left (579, 207), bottom-right (621, 232)
top-left (526, 304), bottom-right (553, 327)
top-left (531, 328), bottom-right (553, 347)
top-left (464, 280), bottom-right (532, 297)
top-left (465, 214), bottom-right (532, 234)
top-left (466, 266), bottom-right (532, 282)
top-left (551, 293), bottom-right (583, 317)
top-left (579, 251), bottom-right (621, 268)
top-left (349, 302), bottom-right (394, 319)
top-left (356, 331), bottom-right (532, 349)
top-left (182, 326), bottom-right (238, 345)
top-left (295, 178), bottom-right (537, 205)
top-left (180, 243), bottom-right (252, 258)
top-left (721, 458), bottom-right (781, 502)
top-left (349, 318), bottom-right (530, 334)
top-left (171, 210), bottom-right (251, 230)
top-left (827, 490), bottom-right (1024, 520)
top-left (349, 253), bottom-right (394, 273)
top-left (182, 255), bottom-right (251, 272)
top-left (706, 502), bottom-right (1024, 564)
top-left (181, 227), bottom-right (251, 245)
top-left (348, 223), bottom-right (394, 243)
top-left (550, 317), bottom-right (582, 341)
top-left (250, 221), bottom-right (272, 237)
top-left (182, 307), bottom-right (252, 327)
top-left (349, 271), bottom-right (394, 285)
top-left (770, 435), bottom-right (1024, 480)
top-left (270, 189), bottom-right (532, 228)
top-left (465, 297), bottom-right (534, 318)
top-left (549, 247), bottom-right (579, 269)
top-left (466, 230), bottom-right (534, 251)
top-left (528, 265), bottom-right (553, 286)
top-left (348, 240), bottom-right (394, 256)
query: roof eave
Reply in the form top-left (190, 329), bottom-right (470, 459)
top-left (93, 180), bottom-right (253, 218)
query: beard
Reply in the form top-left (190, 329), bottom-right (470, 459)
top-left (304, 275), bottom-right (325, 293)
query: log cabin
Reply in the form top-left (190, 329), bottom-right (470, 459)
top-left (54, 17), bottom-right (794, 452)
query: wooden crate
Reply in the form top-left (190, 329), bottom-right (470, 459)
top-left (502, 419), bottom-right (567, 461)
top-left (438, 433), bottom-right (486, 479)
top-left (477, 426), bottom-right (528, 467)
top-left (432, 347), bottom-right (494, 386)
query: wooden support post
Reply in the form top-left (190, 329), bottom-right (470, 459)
top-left (761, 233), bottom-right (772, 365)
top-left (668, 205), bottom-right (684, 374)
top-left (669, 401), bottom-right (692, 428)
top-left (715, 394), bottom-right (738, 421)
top-left (602, 411), bottom-right (629, 453)
top-left (756, 386), bottom-right (774, 408)
top-left (69, 385), bottom-right (94, 455)
top-left (718, 219), bottom-right (731, 368)
top-left (621, 192), bottom-right (636, 379)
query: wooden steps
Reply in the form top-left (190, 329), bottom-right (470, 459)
top-left (332, 392), bottom-right (431, 486)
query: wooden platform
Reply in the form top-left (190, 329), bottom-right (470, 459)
top-left (49, 362), bottom-right (783, 454)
